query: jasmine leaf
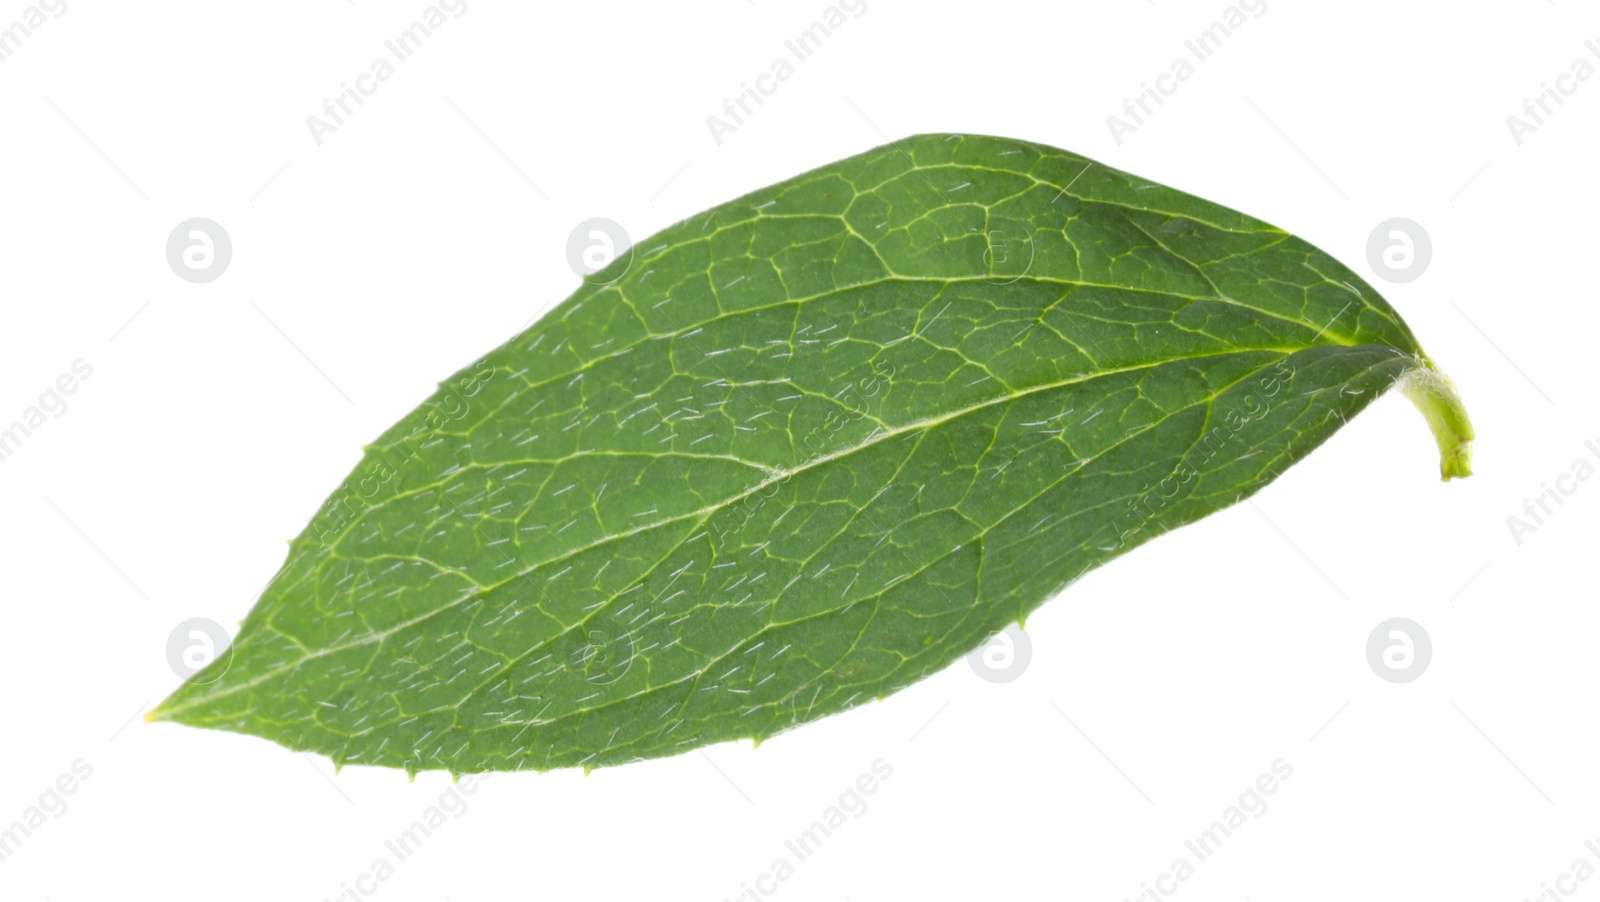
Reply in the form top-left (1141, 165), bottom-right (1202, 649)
top-left (150, 134), bottom-right (1472, 774)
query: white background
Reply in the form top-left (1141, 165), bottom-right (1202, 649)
top-left (1, 1), bottom-right (1596, 900)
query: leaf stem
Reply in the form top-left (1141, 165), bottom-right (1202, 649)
top-left (1399, 360), bottom-right (1475, 481)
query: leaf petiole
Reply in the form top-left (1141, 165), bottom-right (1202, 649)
top-left (1400, 360), bottom-right (1476, 481)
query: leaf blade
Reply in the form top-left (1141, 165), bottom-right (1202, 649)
top-left (151, 134), bottom-right (1470, 774)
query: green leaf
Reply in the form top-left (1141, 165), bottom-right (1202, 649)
top-left (150, 133), bottom-right (1472, 775)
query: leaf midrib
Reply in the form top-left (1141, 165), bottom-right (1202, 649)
top-left (161, 343), bottom-right (1391, 720)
